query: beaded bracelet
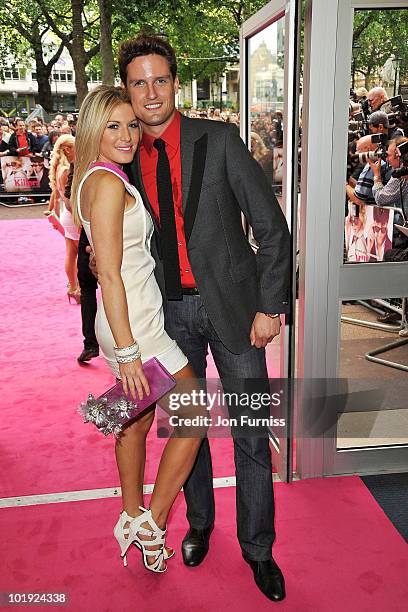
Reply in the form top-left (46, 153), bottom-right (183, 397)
top-left (113, 340), bottom-right (141, 363)
top-left (114, 340), bottom-right (138, 356)
top-left (115, 349), bottom-right (142, 364)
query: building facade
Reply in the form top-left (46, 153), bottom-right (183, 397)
top-left (0, 48), bottom-right (102, 118)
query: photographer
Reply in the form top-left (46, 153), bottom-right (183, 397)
top-left (350, 135), bottom-right (393, 205)
top-left (367, 86), bottom-right (388, 113)
top-left (368, 111), bottom-right (404, 143)
top-left (346, 135), bottom-right (377, 201)
top-left (369, 137), bottom-right (408, 260)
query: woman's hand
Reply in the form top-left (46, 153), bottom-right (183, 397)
top-left (86, 245), bottom-right (99, 281)
top-left (119, 358), bottom-right (150, 401)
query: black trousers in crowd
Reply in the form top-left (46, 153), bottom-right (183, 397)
top-left (77, 229), bottom-right (98, 351)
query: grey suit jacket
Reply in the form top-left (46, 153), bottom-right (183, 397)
top-left (124, 114), bottom-right (291, 354)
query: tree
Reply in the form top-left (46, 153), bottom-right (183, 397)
top-left (353, 9), bottom-right (408, 89)
top-left (0, 1), bottom-right (65, 112)
top-left (98, 0), bottom-right (114, 84)
top-left (35, 0), bottom-right (100, 105)
top-left (0, 0), bottom-right (273, 111)
top-left (114, 0), bottom-right (266, 86)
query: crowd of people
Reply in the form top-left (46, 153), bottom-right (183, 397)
top-left (0, 113), bottom-right (76, 157)
top-left (345, 84), bottom-right (408, 332)
top-left (0, 112), bottom-right (97, 361)
top-left (184, 107), bottom-right (284, 185)
top-left (184, 107), bottom-right (239, 124)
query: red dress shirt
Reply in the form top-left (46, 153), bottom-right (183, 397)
top-left (17, 133), bottom-right (29, 156)
top-left (139, 111), bottom-right (196, 288)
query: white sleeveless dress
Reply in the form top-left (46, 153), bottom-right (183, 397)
top-left (77, 163), bottom-right (187, 378)
top-left (56, 166), bottom-right (80, 241)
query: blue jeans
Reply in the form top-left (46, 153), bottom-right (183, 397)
top-left (164, 295), bottom-right (275, 561)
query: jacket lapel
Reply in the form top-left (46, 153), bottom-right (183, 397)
top-left (181, 136), bottom-right (194, 213)
top-left (181, 116), bottom-right (208, 243)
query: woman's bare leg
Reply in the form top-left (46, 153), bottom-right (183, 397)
top-left (116, 364), bottom-right (205, 567)
top-left (65, 237), bottom-right (79, 288)
top-left (115, 408), bottom-right (155, 517)
top-left (149, 364), bottom-right (205, 527)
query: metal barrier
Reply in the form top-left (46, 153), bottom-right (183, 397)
top-left (341, 298), bottom-right (404, 333)
top-left (365, 298), bottom-right (408, 371)
top-left (0, 187), bottom-right (50, 208)
top-left (342, 297), bottom-right (408, 371)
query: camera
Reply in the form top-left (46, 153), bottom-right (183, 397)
top-left (348, 107), bottom-right (367, 142)
top-left (392, 141), bottom-right (408, 178)
top-left (356, 133), bottom-right (387, 165)
top-left (380, 95), bottom-right (408, 127)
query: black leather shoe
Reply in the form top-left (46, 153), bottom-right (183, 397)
top-left (182, 525), bottom-right (214, 566)
top-left (77, 347), bottom-right (99, 363)
top-left (377, 312), bottom-right (401, 323)
top-left (243, 555), bottom-right (286, 602)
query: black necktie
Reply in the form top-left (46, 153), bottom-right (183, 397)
top-left (153, 138), bottom-right (183, 300)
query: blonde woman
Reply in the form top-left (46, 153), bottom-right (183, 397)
top-left (49, 135), bottom-right (80, 303)
top-left (71, 85), bottom-right (204, 574)
top-left (250, 131), bottom-right (273, 174)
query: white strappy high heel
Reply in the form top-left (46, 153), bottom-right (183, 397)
top-left (113, 510), bottom-right (137, 567)
top-left (129, 506), bottom-right (167, 573)
top-left (114, 507), bottom-right (171, 572)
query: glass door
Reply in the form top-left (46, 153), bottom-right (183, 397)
top-left (240, 0), bottom-right (301, 482)
top-left (297, 0), bottom-right (408, 478)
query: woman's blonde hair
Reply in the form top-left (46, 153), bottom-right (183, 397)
top-left (49, 134), bottom-right (75, 191)
top-left (71, 85), bottom-right (132, 226)
top-left (250, 131), bottom-right (268, 161)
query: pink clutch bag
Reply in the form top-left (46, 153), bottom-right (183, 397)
top-left (79, 357), bottom-right (176, 436)
top-left (45, 210), bottom-right (65, 236)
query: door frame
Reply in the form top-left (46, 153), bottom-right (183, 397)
top-left (297, 0), bottom-right (408, 478)
top-left (240, 0), bottom-right (301, 482)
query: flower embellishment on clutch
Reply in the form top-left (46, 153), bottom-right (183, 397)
top-left (78, 357), bottom-right (177, 436)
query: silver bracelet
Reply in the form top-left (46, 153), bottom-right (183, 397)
top-left (263, 313), bottom-right (280, 319)
top-left (114, 340), bottom-right (139, 358)
top-left (115, 349), bottom-right (141, 364)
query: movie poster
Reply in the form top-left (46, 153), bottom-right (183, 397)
top-left (0, 155), bottom-right (50, 193)
top-left (345, 203), bottom-right (394, 263)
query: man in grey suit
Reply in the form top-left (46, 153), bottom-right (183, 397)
top-left (120, 33), bottom-right (290, 601)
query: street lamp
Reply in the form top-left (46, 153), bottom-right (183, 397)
top-left (392, 56), bottom-right (401, 96)
top-left (12, 91), bottom-right (18, 116)
top-left (351, 42), bottom-right (360, 89)
top-left (50, 72), bottom-right (58, 111)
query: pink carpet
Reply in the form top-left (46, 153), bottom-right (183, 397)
top-left (0, 219), bottom-right (281, 499)
top-left (2, 220), bottom-right (408, 609)
top-left (1, 477), bottom-right (407, 611)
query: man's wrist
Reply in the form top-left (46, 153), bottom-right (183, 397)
top-left (262, 313), bottom-right (280, 319)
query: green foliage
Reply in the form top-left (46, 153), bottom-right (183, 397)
top-left (0, 1), bottom-right (42, 66)
top-left (353, 8), bottom-right (408, 85)
top-left (0, 0), bottom-right (273, 89)
top-left (99, 0), bottom-right (267, 84)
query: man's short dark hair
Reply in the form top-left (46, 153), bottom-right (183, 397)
top-left (368, 111), bottom-right (389, 129)
top-left (118, 33), bottom-right (177, 85)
